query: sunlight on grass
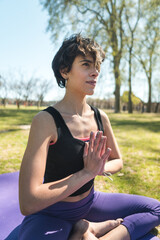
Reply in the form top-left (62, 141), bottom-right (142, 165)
top-left (0, 107), bottom-right (160, 236)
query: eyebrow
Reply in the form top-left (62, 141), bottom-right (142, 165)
top-left (79, 59), bottom-right (93, 63)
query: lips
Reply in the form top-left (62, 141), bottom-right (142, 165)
top-left (86, 80), bottom-right (97, 86)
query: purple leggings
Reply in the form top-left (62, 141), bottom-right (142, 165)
top-left (18, 188), bottom-right (160, 240)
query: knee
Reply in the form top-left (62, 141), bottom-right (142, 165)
top-left (150, 200), bottom-right (160, 216)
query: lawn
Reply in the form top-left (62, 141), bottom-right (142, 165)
top-left (0, 106), bottom-right (160, 235)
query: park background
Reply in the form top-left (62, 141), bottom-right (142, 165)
top-left (0, 0), bottom-right (160, 236)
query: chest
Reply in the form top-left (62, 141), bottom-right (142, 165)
top-left (61, 112), bottom-right (98, 138)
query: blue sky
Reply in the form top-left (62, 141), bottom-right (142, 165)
top-left (0, 0), bottom-right (150, 102)
top-left (0, 0), bottom-right (66, 100)
top-left (0, 0), bottom-right (53, 76)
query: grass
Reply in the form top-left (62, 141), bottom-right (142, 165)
top-left (95, 112), bottom-right (160, 200)
top-left (0, 106), bottom-right (43, 173)
top-left (0, 106), bottom-right (160, 236)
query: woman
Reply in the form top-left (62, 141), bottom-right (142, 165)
top-left (18, 34), bottom-right (160, 240)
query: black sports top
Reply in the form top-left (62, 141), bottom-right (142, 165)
top-left (43, 106), bottom-right (104, 196)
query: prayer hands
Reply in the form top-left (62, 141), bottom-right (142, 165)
top-left (83, 131), bottom-right (111, 179)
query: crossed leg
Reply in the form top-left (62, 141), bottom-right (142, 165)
top-left (68, 218), bottom-right (129, 240)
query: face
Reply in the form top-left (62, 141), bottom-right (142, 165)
top-left (62, 55), bottom-right (100, 96)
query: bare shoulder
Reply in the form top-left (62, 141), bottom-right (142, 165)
top-left (32, 109), bottom-right (54, 126)
top-left (30, 109), bottom-right (57, 142)
top-left (98, 109), bottom-right (111, 130)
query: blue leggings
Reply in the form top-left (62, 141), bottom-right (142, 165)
top-left (18, 188), bottom-right (160, 240)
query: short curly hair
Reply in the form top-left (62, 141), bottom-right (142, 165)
top-left (52, 34), bottom-right (105, 88)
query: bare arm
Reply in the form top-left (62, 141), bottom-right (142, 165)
top-left (19, 111), bottom-right (108, 216)
top-left (19, 112), bottom-right (93, 215)
top-left (99, 110), bottom-right (123, 174)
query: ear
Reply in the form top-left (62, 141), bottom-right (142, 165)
top-left (60, 68), bottom-right (69, 80)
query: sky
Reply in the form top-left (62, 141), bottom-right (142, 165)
top-left (0, 0), bottom-right (66, 100)
top-left (0, 0), bottom-right (150, 102)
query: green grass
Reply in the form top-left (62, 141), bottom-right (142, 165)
top-left (95, 112), bottom-right (160, 200)
top-left (0, 106), bottom-right (160, 235)
top-left (0, 106), bottom-right (43, 173)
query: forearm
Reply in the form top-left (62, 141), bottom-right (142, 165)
top-left (19, 169), bottom-right (92, 216)
top-left (104, 159), bottom-right (123, 174)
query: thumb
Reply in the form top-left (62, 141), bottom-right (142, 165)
top-left (102, 147), bottom-right (112, 161)
top-left (83, 142), bottom-right (89, 158)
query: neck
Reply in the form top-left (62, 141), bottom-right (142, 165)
top-left (58, 90), bottom-right (89, 116)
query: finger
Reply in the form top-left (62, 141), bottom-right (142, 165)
top-left (93, 131), bottom-right (102, 152)
top-left (83, 142), bottom-right (89, 158)
top-left (96, 136), bottom-right (106, 157)
top-left (100, 136), bottom-right (107, 157)
top-left (102, 147), bottom-right (112, 161)
top-left (88, 132), bottom-right (95, 153)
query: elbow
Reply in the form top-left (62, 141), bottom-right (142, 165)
top-left (119, 158), bottom-right (123, 170)
top-left (19, 198), bottom-right (38, 216)
top-left (19, 202), bottom-right (34, 216)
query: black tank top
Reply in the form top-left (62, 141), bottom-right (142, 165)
top-left (43, 106), bottom-right (104, 196)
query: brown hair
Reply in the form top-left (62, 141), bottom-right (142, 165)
top-left (52, 34), bottom-right (105, 88)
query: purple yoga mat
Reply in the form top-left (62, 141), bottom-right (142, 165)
top-left (0, 172), bottom-right (159, 240)
top-left (0, 171), bottom-right (24, 239)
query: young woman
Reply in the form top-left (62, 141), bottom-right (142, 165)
top-left (18, 34), bottom-right (160, 240)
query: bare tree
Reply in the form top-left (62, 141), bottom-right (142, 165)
top-left (153, 78), bottom-right (160, 113)
top-left (40, 0), bottom-right (127, 112)
top-left (0, 74), bottom-right (9, 107)
top-left (134, 0), bottom-right (160, 112)
top-left (10, 72), bottom-right (25, 109)
top-left (36, 79), bottom-right (52, 108)
top-left (23, 77), bottom-right (38, 106)
top-left (125, 0), bottom-right (141, 113)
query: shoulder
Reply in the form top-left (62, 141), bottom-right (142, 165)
top-left (30, 109), bottom-right (57, 140)
top-left (98, 109), bottom-right (110, 124)
top-left (97, 109), bottom-right (112, 133)
top-left (32, 109), bottom-right (54, 127)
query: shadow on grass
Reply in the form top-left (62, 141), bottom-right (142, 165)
top-left (0, 109), bottom-right (40, 126)
top-left (110, 119), bottom-right (160, 133)
top-left (0, 129), bottom-right (19, 134)
top-left (113, 171), bottom-right (159, 198)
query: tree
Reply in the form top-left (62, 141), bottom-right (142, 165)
top-left (10, 72), bottom-right (26, 109)
top-left (124, 0), bottom-right (141, 113)
top-left (23, 77), bottom-right (38, 106)
top-left (121, 90), bottom-right (141, 106)
top-left (152, 78), bottom-right (160, 113)
top-left (0, 74), bottom-right (9, 107)
top-left (134, 0), bottom-right (160, 112)
top-left (36, 79), bottom-right (52, 108)
top-left (12, 79), bottom-right (24, 109)
top-left (40, 0), bottom-right (127, 112)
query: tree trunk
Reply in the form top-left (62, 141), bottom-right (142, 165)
top-left (17, 100), bottom-right (20, 109)
top-left (128, 48), bottom-right (133, 113)
top-left (115, 82), bottom-right (120, 113)
top-left (154, 102), bottom-right (159, 113)
top-left (113, 56), bottom-right (121, 113)
top-left (2, 98), bottom-right (6, 107)
top-left (147, 77), bottom-right (151, 112)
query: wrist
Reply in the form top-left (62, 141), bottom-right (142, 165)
top-left (81, 168), bottom-right (95, 181)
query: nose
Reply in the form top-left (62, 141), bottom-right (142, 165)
top-left (90, 68), bottom-right (99, 78)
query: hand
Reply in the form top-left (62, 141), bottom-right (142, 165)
top-left (83, 131), bottom-right (111, 178)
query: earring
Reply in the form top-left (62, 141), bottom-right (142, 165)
top-left (65, 78), bottom-right (68, 88)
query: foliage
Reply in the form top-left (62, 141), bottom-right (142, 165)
top-left (134, 0), bottom-right (160, 112)
top-left (121, 91), bottom-right (141, 105)
top-left (40, 0), bottom-right (127, 113)
top-left (39, 0), bottom-right (160, 114)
